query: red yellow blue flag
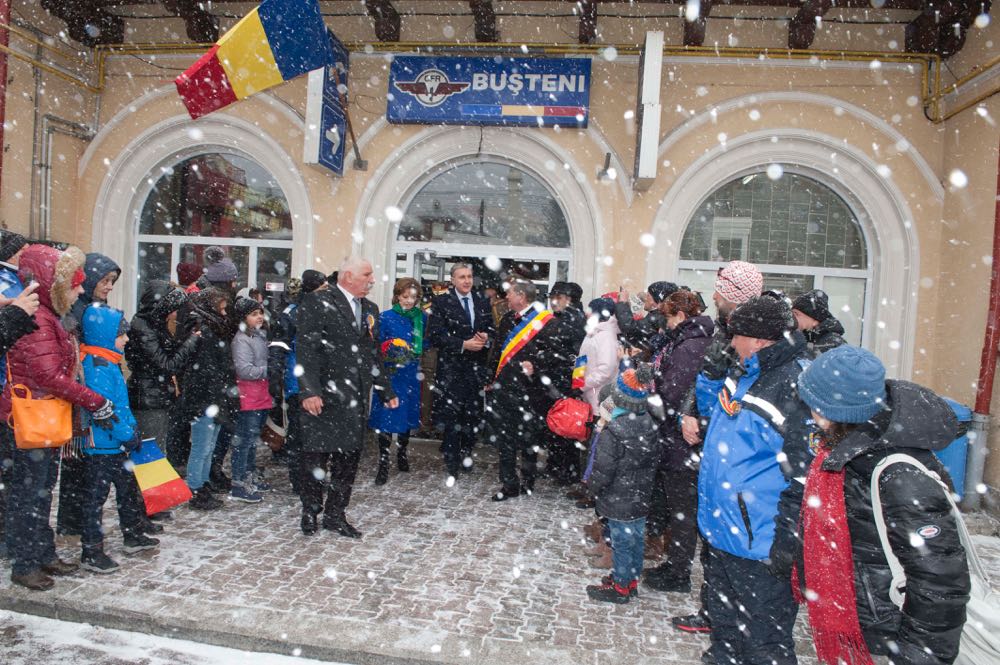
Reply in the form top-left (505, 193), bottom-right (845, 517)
top-left (175, 0), bottom-right (334, 119)
top-left (129, 439), bottom-right (192, 515)
top-left (572, 355), bottom-right (587, 390)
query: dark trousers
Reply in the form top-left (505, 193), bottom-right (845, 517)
top-left (658, 468), bottom-right (700, 583)
top-left (299, 449), bottom-right (361, 523)
top-left (165, 408), bottom-right (191, 470)
top-left (7, 443), bottom-right (60, 576)
top-left (377, 432), bottom-right (409, 461)
top-left (440, 396), bottom-right (481, 475)
top-left (212, 424), bottom-right (233, 471)
top-left (0, 425), bottom-right (15, 556)
top-left (82, 453), bottom-right (142, 550)
top-left (56, 454), bottom-right (86, 536)
top-left (545, 430), bottom-right (582, 484)
top-left (704, 545), bottom-right (798, 665)
top-left (284, 396), bottom-right (303, 493)
top-left (496, 416), bottom-right (542, 492)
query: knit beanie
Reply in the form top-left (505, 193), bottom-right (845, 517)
top-left (588, 297), bottom-right (615, 322)
top-left (727, 295), bottom-right (795, 341)
top-left (301, 269), bottom-right (327, 294)
top-left (286, 277), bottom-right (303, 299)
top-left (234, 296), bottom-right (264, 322)
top-left (203, 246), bottom-right (238, 283)
top-left (797, 345), bottom-right (887, 423)
top-left (176, 262), bottom-right (202, 287)
top-left (117, 316), bottom-right (131, 337)
top-left (647, 281), bottom-right (679, 304)
top-left (0, 231), bottom-right (27, 262)
top-left (715, 260), bottom-right (763, 305)
top-left (613, 364), bottom-right (653, 413)
top-left (792, 289), bottom-right (832, 323)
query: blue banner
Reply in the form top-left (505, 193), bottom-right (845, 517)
top-left (387, 56), bottom-right (591, 128)
top-left (303, 30), bottom-right (349, 175)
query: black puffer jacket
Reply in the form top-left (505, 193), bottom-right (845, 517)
top-left (540, 305), bottom-right (587, 400)
top-left (588, 411), bottom-right (660, 520)
top-left (615, 301), bottom-right (666, 353)
top-left (776, 381), bottom-right (969, 665)
top-left (177, 289), bottom-right (238, 423)
top-left (125, 280), bottom-right (198, 412)
top-left (803, 316), bottom-right (847, 356)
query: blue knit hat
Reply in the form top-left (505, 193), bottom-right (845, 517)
top-left (797, 346), bottom-right (887, 423)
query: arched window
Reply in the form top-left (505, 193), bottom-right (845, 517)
top-left (394, 161), bottom-right (572, 295)
top-left (677, 171), bottom-right (871, 344)
top-left (136, 152), bottom-right (293, 302)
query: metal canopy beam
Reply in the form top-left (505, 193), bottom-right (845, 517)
top-left (364, 0), bottom-right (401, 42)
top-left (160, 0), bottom-right (219, 43)
top-left (683, 0), bottom-right (713, 47)
top-left (788, 0), bottom-right (835, 50)
top-left (579, 0), bottom-right (598, 44)
top-left (469, 0), bottom-right (498, 42)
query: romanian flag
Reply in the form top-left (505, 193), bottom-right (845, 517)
top-left (175, 0), bottom-right (334, 119)
top-left (129, 439), bottom-right (192, 515)
top-left (571, 355), bottom-right (587, 390)
top-left (495, 308), bottom-right (554, 378)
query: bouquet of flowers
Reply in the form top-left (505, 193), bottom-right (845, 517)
top-left (380, 338), bottom-right (415, 375)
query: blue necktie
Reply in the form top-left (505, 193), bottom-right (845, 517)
top-left (462, 296), bottom-right (473, 326)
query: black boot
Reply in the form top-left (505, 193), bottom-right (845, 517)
top-left (375, 435), bottom-right (390, 485)
top-left (189, 487), bottom-right (223, 511)
top-left (208, 465), bottom-right (231, 492)
top-left (397, 436), bottom-right (410, 473)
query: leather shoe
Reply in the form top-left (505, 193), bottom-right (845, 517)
top-left (41, 559), bottom-right (79, 576)
top-left (11, 570), bottom-right (55, 591)
top-left (491, 486), bottom-right (520, 501)
top-left (300, 512), bottom-right (318, 536)
top-left (324, 519), bottom-right (361, 539)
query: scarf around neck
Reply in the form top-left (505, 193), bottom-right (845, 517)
top-left (792, 445), bottom-right (873, 665)
top-left (81, 344), bottom-right (122, 365)
top-left (392, 303), bottom-right (424, 355)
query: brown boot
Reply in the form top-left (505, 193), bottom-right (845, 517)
top-left (589, 540), bottom-right (613, 569)
top-left (644, 533), bottom-right (666, 560)
top-left (11, 569), bottom-right (55, 591)
top-left (583, 519), bottom-right (603, 543)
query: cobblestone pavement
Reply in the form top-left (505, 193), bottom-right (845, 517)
top-left (1, 440), bottom-right (998, 665)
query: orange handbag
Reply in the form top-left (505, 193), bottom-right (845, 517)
top-left (7, 367), bottom-right (73, 449)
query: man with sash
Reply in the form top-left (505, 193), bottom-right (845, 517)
top-left (486, 281), bottom-right (560, 502)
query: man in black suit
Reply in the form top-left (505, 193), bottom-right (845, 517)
top-left (427, 263), bottom-right (495, 477)
top-left (296, 257), bottom-right (398, 538)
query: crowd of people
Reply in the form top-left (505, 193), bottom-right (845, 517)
top-left (0, 233), bottom-right (975, 665)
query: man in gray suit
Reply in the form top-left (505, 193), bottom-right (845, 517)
top-left (296, 257), bottom-right (398, 537)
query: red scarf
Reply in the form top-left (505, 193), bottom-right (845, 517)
top-left (792, 446), bottom-right (874, 665)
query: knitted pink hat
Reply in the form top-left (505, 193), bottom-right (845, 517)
top-left (715, 260), bottom-right (763, 305)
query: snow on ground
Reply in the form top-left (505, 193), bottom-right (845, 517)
top-left (0, 610), bottom-right (352, 665)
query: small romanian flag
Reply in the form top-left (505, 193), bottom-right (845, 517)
top-left (572, 355), bottom-right (587, 390)
top-left (130, 439), bottom-right (192, 515)
top-left (175, 0), bottom-right (334, 119)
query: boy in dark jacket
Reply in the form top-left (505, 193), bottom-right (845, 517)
top-left (585, 364), bottom-right (659, 604)
top-left (80, 304), bottom-right (159, 573)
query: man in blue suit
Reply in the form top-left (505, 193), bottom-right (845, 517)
top-left (427, 263), bottom-right (496, 477)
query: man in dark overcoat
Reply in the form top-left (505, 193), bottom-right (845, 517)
top-left (426, 263), bottom-right (495, 477)
top-left (486, 281), bottom-right (564, 501)
top-left (296, 257), bottom-right (397, 538)
top-left (543, 282), bottom-right (587, 484)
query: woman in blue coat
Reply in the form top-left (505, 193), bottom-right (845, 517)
top-left (369, 277), bottom-right (425, 485)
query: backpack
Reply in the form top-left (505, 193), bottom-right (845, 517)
top-left (870, 454), bottom-right (1000, 665)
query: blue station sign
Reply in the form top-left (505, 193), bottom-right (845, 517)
top-left (387, 56), bottom-right (591, 128)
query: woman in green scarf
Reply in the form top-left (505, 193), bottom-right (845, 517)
top-left (369, 277), bottom-right (426, 485)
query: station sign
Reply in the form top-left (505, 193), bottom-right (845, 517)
top-left (387, 56), bottom-right (591, 128)
top-left (303, 31), bottom-right (349, 176)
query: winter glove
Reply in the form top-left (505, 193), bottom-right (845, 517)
top-left (124, 432), bottom-right (142, 454)
top-left (701, 341), bottom-right (738, 381)
top-left (91, 400), bottom-right (119, 430)
top-left (765, 526), bottom-right (800, 580)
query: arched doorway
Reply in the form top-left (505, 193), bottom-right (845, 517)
top-left (353, 126), bottom-right (603, 306)
top-left (676, 171), bottom-right (871, 346)
top-left (136, 152), bottom-right (294, 306)
top-left (393, 160), bottom-right (572, 298)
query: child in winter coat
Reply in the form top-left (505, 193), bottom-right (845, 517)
top-left (585, 364), bottom-right (660, 604)
top-left (79, 304), bottom-right (159, 574)
top-left (230, 297), bottom-right (272, 503)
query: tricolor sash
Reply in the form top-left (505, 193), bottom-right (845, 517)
top-left (571, 355), bottom-right (587, 390)
top-left (495, 308), bottom-right (554, 378)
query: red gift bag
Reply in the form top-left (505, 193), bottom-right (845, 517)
top-left (546, 397), bottom-right (593, 441)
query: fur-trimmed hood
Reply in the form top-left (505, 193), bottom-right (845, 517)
top-left (18, 244), bottom-right (85, 316)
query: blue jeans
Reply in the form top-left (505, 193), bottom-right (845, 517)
top-left (232, 410), bottom-right (267, 485)
top-left (6, 443), bottom-right (59, 576)
top-left (187, 415), bottom-right (220, 491)
top-left (608, 517), bottom-right (646, 586)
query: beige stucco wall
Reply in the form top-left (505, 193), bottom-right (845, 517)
top-left (2, 4), bottom-right (999, 494)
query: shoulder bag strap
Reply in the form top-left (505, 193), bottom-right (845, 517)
top-left (870, 453), bottom-right (989, 609)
